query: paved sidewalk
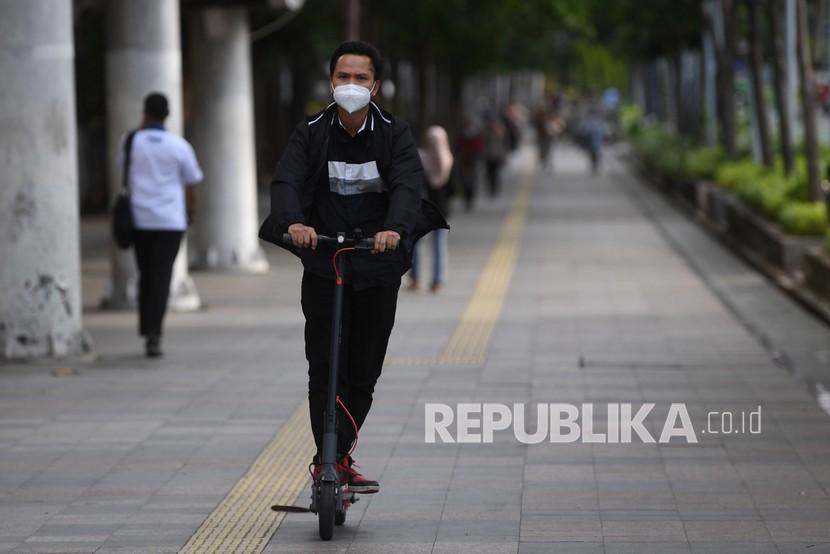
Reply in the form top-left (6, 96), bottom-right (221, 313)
top-left (1, 143), bottom-right (829, 553)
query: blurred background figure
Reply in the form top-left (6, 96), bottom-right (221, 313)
top-left (580, 104), bottom-right (609, 175)
top-left (502, 98), bottom-right (523, 151)
top-left (568, 95), bottom-right (608, 176)
top-left (409, 125), bottom-right (454, 293)
top-left (533, 104), bottom-right (554, 171)
top-left (601, 86), bottom-right (621, 116)
top-left (483, 110), bottom-right (508, 198)
top-left (454, 116), bottom-right (483, 212)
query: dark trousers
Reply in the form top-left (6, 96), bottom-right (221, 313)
top-left (485, 158), bottom-right (503, 197)
top-left (459, 161), bottom-right (478, 212)
top-left (301, 271), bottom-right (399, 457)
top-left (133, 229), bottom-right (183, 337)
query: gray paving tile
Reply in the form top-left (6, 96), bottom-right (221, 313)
top-left (682, 521), bottom-right (770, 542)
top-left (520, 515), bottom-right (602, 542)
top-left (519, 543), bottom-right (604, 554)
top-left (601, 520), bottom-right (686, 542)
top-left (690, 544), bottom-right (779, 554)
top-left (603, 543), bottom-right (691, 554)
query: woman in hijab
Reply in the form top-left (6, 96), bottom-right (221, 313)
top-left (409, 125), bottom-right (454, 293)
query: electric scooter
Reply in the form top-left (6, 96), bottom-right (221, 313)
top-left (271, 232), bottom-right (376, 541)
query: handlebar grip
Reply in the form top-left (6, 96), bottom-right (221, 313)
top-left (354, 237), bottom-right (376, 249)
top-left (281, 232), bottom-right (376, 250)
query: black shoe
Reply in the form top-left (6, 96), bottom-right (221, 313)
top-left (145, 335), bottom-right (163, 358)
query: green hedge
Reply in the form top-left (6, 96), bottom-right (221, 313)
top-left (685, 147), bottom-right (725, 180)
top-left (778, 201), bottom-right (828, 236)
top-left (620, 105), bottom-right (643, 138)
top-left (631, 124), bottom-right (688, 179)
top-left (714, 159), bottom-right (766, 190)
top-left (622, 108), bottom-right (830, 242)
top-left (734, 174), bottom-right (798, 219)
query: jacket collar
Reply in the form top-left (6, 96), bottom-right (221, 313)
top-left (309, 101), bottom-right (392, 129)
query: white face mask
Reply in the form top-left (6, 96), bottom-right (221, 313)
top-left (332, 83), bottom-right (374, 114)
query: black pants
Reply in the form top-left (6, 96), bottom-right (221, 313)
top-left (301, 271), bottom-right (399, 457)
top-left (133, 229), bottom-right (183, 337)
top-left (459, 162), bottom-right (478, 212)
top-left (485, 158), bottom-right (503, 197)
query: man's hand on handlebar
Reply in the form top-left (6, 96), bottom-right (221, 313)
top-left (287, 223), bottom-right (318, 250)
top-left (373, 230), bottom-right (400, 254)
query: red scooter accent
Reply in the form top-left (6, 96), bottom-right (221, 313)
top-left (332, 247), bottom-right (355, 286)
top-left (337, 395), bottom-right (359, 456)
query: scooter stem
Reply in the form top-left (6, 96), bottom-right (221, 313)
top-left (321, 232), bottom-right (347, 481)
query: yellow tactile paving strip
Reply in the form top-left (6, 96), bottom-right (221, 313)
top-left (179, 168), bottom-right (533, 553)
top-left (438, 168), bottom-right (533, 365)
top-left (179, 401), bottom-right (314, 554)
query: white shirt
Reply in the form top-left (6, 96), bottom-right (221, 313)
top-left (124, 128), bottom-right (203, 231)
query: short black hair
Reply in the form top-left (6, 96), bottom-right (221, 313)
top-left (143, 92), bottom-right (170, 119)
top-left (329, 41), bottom-right (383, 81)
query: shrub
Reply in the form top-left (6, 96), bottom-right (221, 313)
top-left (825, 229), bottom-right (830, 254)
top-left (776, 154), bottom-right (830, 201)
top-left (778, 201), bottom-right (828, 236)
top-left (685, 147), bottom-right (725, 180)
top-left (651, 139), bottom-right (687, 178)
top-left (714, 159), bottom-right (766, 190)
top-left (620, 104), bottom-right (643, 137)
top-left (631, 124), bottom-right (686, 178)
top-left (631, 124), bottom-right (666, 158)
top-left (734, 173), bottom-right (799, 220)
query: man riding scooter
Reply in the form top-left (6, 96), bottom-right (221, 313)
top-left (261, 40), bottom-right (447, 493)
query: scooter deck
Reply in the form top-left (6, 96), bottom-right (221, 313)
top-left (270, 485), bottom-right (360, 514)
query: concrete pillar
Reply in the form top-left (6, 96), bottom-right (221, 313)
top-left (104, 0), bottom-right (201, 310)
top-left (187, 8), bottom-right (268, 273)
top-left (0, 0), bottom-right (91, 358)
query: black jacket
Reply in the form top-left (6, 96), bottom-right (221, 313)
top-left (258, 102), bottom-right (449, 265)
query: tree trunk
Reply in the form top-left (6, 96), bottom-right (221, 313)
top-left (657, 57), bottom-right (673, 127)
top-left (768, 0), bottom-right (796, 174)
top-left (812, 0), bottom-right (826, 67)
top-left (343, 0), bottom-right (360, 41)
top-left (748, 0), bottom-right (774, 166)
top-left (797, 0), bottom-right (823, 201)
top-left (673, 51), bottom-right (686, 134)
top-left (714, 0), bottom-right (738, 156)
top-left (447, 64), bottom-right (464, 138)
top-left (416, 55), bottom-right (428, 133)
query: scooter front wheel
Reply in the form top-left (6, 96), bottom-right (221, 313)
top-left (318, 482), bottom-right (335, 540)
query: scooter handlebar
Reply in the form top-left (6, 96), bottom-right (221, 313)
top-left (281, 233), bottom-right (376, 250)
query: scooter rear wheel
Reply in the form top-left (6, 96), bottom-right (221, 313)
top-left (335, 506), bottom-right (346, 526)
top-left (318, 482), bottom-right (335, 540)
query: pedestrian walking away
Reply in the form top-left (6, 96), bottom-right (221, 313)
top-left (410, 125), bottom-right (454, 292)
top-left (126, 92), bottom-right (203, 358)
top-left (483, 110), bottom-right (508, 198)
top-left (455, 115), bottom-right (483, 211)
top-left (259, 41), bottom-right (448, 497)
